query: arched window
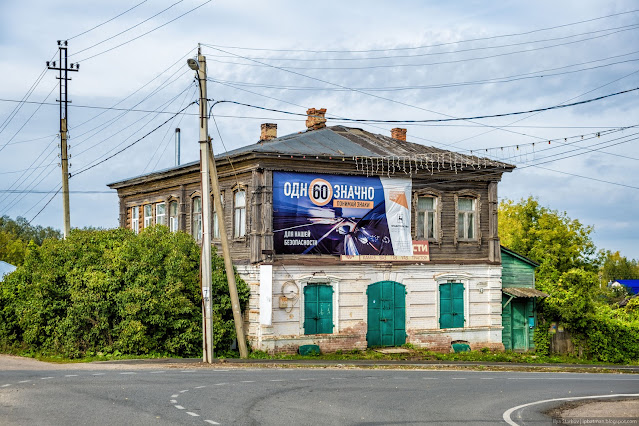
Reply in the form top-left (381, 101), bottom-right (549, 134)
top-left (192, 196), bottom-right (202, 242)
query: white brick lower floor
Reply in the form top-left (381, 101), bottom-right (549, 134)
top-left (237, 262), bottom-right (504, 354)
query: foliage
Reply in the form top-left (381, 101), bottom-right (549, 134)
top-left (499, 197), bottom-right (639, 363)
top-left (600, 250), bottom-right (639, 283)
top-left (0, 227), bottom-right (249, 358)
top-left (499, 196), bottom-right (598, 284)
top-left (0, 216), bottom-right (61, 266)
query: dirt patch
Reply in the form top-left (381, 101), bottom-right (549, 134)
top-left (546, 398), bottom-right (639, 421)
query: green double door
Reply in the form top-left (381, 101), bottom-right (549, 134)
top-left (367, 281), bottom-right (406, 347)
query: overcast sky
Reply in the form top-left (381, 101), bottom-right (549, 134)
top-left (0, 0), bottom-right (637, 259)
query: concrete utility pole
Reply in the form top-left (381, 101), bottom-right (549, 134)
top-left (189, 49), bottom-right (214, 363)
top-left (188, 46), bottom-right (248, 360)
top-left (47, 41), bottom-right (78, 239)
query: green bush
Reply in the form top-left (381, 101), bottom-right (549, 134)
top-left (0, 227), bottom-right (249, 358)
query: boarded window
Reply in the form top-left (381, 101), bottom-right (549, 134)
top-left (439, 282), bottom-right (464, 329)
top-left (304, 284), bottom-right (333, 335)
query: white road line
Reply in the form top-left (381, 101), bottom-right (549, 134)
top-left (241, 381), bottom-right (255, 383)
top-left (18, 380), bottom-right (31, 383)
top-left (1, 384), bottom-right (10, 387)
top-left (194, 385), bottom-right (207, 389)
top-left (150, 371), bottom-right (165, 374)
top-left (480, 378), bottom-right (494, 380)
top-left (503, 393), bottom-right (639, 426)
top-left (120, 372), bottom-right (136, 375)
top-left (174, 405), bottom-right (185, 410)
top-left (171, 394), bottom-right (179, 398)
top-left (179, 390), bottom-right (189, 393)
top-left (270, 379), bottom-right (284, 382)
top-left (204, 420), bottom-right (220, 425)
top-left (180, 370), bottom-right (195, 373)
top-left (92, 373), bottom-right (105, 376)
top-left (41, 377), bottom-right (53, 380)
top-left (452, 378), bottom-right (467, 380)
top-left (330, 378), bottom-right (345, 380)
top-left (186, 412), bottom-right (200, 417)
top-left (214, 383), bottom-right (228, 386)
top-left (299, 378), bottom-right (314, 381)
top-left (422, 378), bottom-right (438, 380)
top-left (507, 377), bottom-right (639, 380)
top-left (64, 375), bottom-right (77, 378)
top-left (170, 400), bottom-right (177, 404)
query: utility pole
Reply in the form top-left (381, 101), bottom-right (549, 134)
top-left (188, 46), bottom-right (248, 360)
top-left (47, 40), bottom-right (78, 239)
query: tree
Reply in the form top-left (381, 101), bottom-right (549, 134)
top-left (0, 216), bottom-right (61, 266)
top-left (499, 196), bottom-right (598, 286)
top-left (600, 250), bottom-right (639, 283)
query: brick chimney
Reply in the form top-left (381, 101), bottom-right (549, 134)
top-left (260, 123), bottom-right (277, 141)
top-left (391, 128), bottom-right (407, 141)
top-left (306, 108), bottom-right (327, 131)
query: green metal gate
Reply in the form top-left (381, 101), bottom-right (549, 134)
top-left (367, 281), bottom-right (406, 347)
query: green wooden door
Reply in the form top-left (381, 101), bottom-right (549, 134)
top-left (511, 300), bottom-right (528, 350)
top-left (439, 283), bottom-right (464, 328)
top-left (304, 284), bottom-right (333, 334)
top-left (367, 281), bottom-right (406, 347)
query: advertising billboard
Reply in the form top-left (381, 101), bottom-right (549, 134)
top-left (273, 172), bottom-right (413, 256)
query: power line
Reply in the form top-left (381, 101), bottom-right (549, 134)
top-left (207, 87), bottom-right (638, 124)
top-left (204, 9), bottom-right (639, 53)
top-left (75, 0), bottom-right (213, 63)
top-left (66, 0), bottom-right (149, 41)
top-left (0, 97), bottom-right (199, 115)
top-left (200, 26), bottom-right (639, 70)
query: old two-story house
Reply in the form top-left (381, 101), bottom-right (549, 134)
top-left (108, 109), bottom-right (515, 354)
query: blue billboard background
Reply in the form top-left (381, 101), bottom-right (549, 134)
top-left (273, 172), bottom-right (395, 255)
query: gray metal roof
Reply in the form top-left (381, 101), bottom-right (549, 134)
top-left (502, 287), bottom-right (549, 298)
top-left (108, 125), bottom-right (514, 187)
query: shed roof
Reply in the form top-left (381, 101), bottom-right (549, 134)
top-left (502, 287), bottom-right (549, 298)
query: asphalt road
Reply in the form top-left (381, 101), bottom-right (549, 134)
top-left (1, 365), bottom-right (638, 425)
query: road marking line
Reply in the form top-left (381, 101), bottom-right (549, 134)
top-left (241, 381), bottom-right (255, 383)
top-left (330, 378), bottom-right (345, 380)
top-left (92, 373), bottom-right (105, 376)
top-left (18, 380), bottom-right (31, 383)
top-left (204, 420), bottom-right (220, 425)
top-left (41, 377), bottom-right (53, 380)
top-left (507, 377), bottom-right (639, 380)
top-left (64, 375), bottom-right (77, 378)
top-left (194, 385), bottom-right (207, 389)
top-left (422, 378), bottom-right (438, 380)
top-left (480, 378), bottom-right (494, 380)
top-left (179, 390), bottom-right (189, 393)
top-left (452, 378), bottom-right (467, 380)
top-left (120, 372), bottom-right (136, 375)
top-left (150, 371), bottom-right (165, 374)
top-left (186, 412), bottom-right (200, 417)
top-left (270, 379), bottom-right (284, 382)
top-left (503, 393), bottom-right (639, 426)
top-left (214, 383), bottom-right (228, 386)
top-left (171, 394), bottom-right (179, 398)
top-left (170, 400), bottom-right (177, 404)
top-left (1, 384), bottom-right (10, 387)
top-left (180, 370), bottom-right (195, 373)
top-left (299, 378), bottom-right (314, 381)
top-left (174, 405), bottom-right (185, 410)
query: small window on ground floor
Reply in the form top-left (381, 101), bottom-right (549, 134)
top-left (304, 284), bottom-right (333, 335)
top-left (439, 282), bottom-right (465, 329)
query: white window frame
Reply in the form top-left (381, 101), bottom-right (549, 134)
top-left (156, 202), bottom-right (166, 226)
top-left (131, 206), bottom-right (139, 235)
top-left (233, 189), bottom-right (246, 239)
top-left (192, 196), bottom-right (202, 242)
top-left (143, 204), bottom-right (153, 229)
top-left (212, 192), bottom-right (224, 240)
top-left (169, 200), bottom-right (179, 232)
top-left (416, 195), bottom-right (438, 241)
top-left (454, 191), bottom-right (481, 244)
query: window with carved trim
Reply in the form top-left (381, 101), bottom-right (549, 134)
top-left (212, 192), bottom-right (224, 239)
top-left (156, 202), bottom-right (166, 226)
top-left (143, 204), bottom-right (153, 229)
top-left (192, 197), bottom-right (202, 242)
top-left (131, 206), bottom-right (139, 234)
top-left (457, 197), bottom-right (476, 240)
top-left (169, 201), bottom-right (179, 232)
top-left (416, 195), bottom-right (437, 240)
top-left (233, 189), bottom-right (246, 238)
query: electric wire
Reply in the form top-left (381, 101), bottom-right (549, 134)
top-left (66, 0), bottom-right (149, 41)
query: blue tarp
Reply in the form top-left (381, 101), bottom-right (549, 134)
top-left (615, 280), bottom-right (639, 295)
